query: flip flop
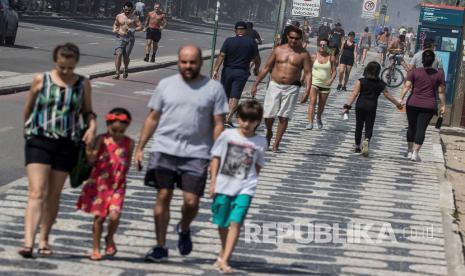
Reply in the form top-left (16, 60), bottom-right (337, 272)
top-left (213, 257), bottom-right (222, 268)
top-left (18, 247), bottom-right (33, 258)
top-left (112, 74), bottom-right (120, 80)
top-left (218, 262), bottom-right (233, 274)
top-left (122, 70), bottom-right (128, 79)
top-left (105, 236), bottom-right (117, 256)
top-left (37, 247), bottom-right (53, 256)
top-left (89, 251), bottom-right (103, 261)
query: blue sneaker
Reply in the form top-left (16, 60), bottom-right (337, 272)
top-left (177, 222), bottom-right (193, 256)
top-left (145, 246), bottom-right (168, 262)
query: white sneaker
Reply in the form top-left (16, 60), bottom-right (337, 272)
top-left (361, 139), bottom-right (369, 157)
top-left (405, 151), bottom-right (413, 159)
top-left (411, 151), bottom-right (421, 162)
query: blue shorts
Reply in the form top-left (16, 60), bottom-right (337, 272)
top-left (212, 194), bottom-right (252, 228)
top-left (221, 67), bottom-right (250, 100)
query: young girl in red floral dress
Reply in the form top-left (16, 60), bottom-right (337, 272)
top-left (76, 107), bottom-right (134, 261)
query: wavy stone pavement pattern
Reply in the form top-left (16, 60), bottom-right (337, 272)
top-left (0, 69), bottom-right (448, 275)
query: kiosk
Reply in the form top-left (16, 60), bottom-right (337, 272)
top-left (417, 3), bottom-right (465, 107)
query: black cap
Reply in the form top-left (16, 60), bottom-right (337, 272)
top-left (235, 21), bottom-right (247, 30)
top-left (336, 22), bottom-right (342, 27)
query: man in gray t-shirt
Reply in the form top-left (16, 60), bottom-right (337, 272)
top-left (135, 45), bottom-right (228, 262)
top-left (409, 38), bottom-right (443, 70)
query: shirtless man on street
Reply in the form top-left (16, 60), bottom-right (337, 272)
top-left (113, 2), bottom-right (143, 79)
top-left (144, 3), bottom-right (167, 63)
top-left (252, 26), bottom-right (312, 152)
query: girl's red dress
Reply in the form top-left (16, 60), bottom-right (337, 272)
top-left (76, 134), bottom-right (132, 218)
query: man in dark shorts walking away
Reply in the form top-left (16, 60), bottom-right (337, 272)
top-left (329, 22), bottom-right (345, 63)
top-left (213, 21), bottom-right (261, 127)
top-left (135, 45), bottom-right (228, 262)
top-left (144, 3), bottom-right (167, 62)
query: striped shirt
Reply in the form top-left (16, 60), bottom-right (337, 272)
top-left (24, 72), bottom-right (85, 141)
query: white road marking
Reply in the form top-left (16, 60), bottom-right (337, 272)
top-left (0, 126), bottom-right (16, 133)
top-left (92, 81), bottom-right (115, 87)
top-left (0, 71), bottom-right (20, 78)
top-left (88, 42), bottom-right (100, 45)
top-left (133, 90), bottom-right (153, 96)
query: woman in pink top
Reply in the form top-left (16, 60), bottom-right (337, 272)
top-left (399, 50), bottom-right (446, 162)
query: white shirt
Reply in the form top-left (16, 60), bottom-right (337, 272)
top-left (211, 129), bottom-right (267, 196)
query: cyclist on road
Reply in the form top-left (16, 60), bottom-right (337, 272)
top-left (387, 34), bottom-right (409, 72)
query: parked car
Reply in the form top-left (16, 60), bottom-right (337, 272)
top-left (0, 0), bottom-right (19, 46)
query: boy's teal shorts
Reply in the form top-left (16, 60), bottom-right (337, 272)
top-left (211, 194), bottom-right (252, 228)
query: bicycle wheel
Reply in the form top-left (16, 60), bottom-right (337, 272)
top-left (381, 67), bottom-right (404, 88)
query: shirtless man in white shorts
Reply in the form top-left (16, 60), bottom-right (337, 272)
top-left (251, 26), bottom-right (312, 153)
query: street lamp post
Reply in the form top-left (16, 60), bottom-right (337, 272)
top-left (210, 0), bottom-right (221, 77)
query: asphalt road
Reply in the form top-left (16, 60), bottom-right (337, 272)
top-left (0, 17), bottom-right (275, 75)
top-left (0, 48), bottom-right (273, 186)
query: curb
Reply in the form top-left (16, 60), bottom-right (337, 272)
top-left (432, 131), bottom-right (465, 276)
top-left (0, 44), bottom-right (274, 96)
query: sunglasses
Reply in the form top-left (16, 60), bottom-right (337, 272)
top-left (288, 36), bottom-right (301, 40)
top-left (319, 44), bottom-right (328, 47)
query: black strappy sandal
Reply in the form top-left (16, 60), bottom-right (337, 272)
top-left (18, 247), bottom-right (33, 258)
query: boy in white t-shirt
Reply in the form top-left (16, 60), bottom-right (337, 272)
top-left (208, 100), bottom-right (267, 273)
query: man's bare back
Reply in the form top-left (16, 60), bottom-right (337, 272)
top-left (271, 44), bottom-right (310, 85)
top-left (113, 13), bottom-right (141, 37)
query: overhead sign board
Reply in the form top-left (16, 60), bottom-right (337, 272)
top-left (420, 4), bottom-right (465, 27)
top-left (292, 0), bottom-right (321, 17)
top-left (361, 0), bottom-right (378, 19)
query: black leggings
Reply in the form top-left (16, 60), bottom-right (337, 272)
top-left (406, 105), bottom-right (435, 145)
top-left (355, 107), bottom-right (377, 146)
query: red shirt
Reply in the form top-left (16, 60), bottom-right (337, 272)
top-left (406, 68), bottom-right (445, 110)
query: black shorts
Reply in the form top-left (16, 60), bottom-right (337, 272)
top-left (146, 28), bottom-right (162, 42)
top-left (145, 152), bottom-right (209, 197)
top-left (25, 136), bottom-right (79, 172)
top-left (340, 55), bottom-right (354, 66)
top-left (221, 67), bottom-right (249, 100)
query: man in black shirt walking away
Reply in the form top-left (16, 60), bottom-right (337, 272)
top-left (213, 21), bottom-right (261, 127)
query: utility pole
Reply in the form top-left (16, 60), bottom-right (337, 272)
top-left (209, 0), bottom-right (221, 77)
top-left (450, 2), bottom-right (465, 126)
top-left (273, 0), bottom-right (287, 47)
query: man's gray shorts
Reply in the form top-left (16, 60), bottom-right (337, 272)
top-left (144, 152), bottom-right (209, 197)
top-left (115, 34), bottom-right (135, 57)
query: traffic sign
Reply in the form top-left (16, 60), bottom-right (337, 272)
top-left (361, 0), bottom-right (378, 19)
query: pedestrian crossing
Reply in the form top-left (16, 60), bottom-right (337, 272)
top-left (0, 63), bottom-right (450, 275)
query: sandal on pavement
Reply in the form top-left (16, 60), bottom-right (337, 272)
top-left (218, 262), bottom-right (233, 274)
top-left (105, 236), bottom-right (117, 256)
top-left (213, 257), bottom-right (222, 268)
top-left (89, 251), bottom-right (103, 261)
top-left (18, 247), bottom-right (33, 258)
top-left (112, 74), bottom-right (120, 80)
top-left (122, 70), bottom-right (128, 79)
top-left (37, 247), bottom-right (53, 256)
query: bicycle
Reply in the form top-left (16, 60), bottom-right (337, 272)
top-left (381, 53), bottom-right (405, 88)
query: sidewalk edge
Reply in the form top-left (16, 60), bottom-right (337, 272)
top-left (432, 131), bottom-right (465, 276)
top-left (0, 45), bottom-right (273, 96)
